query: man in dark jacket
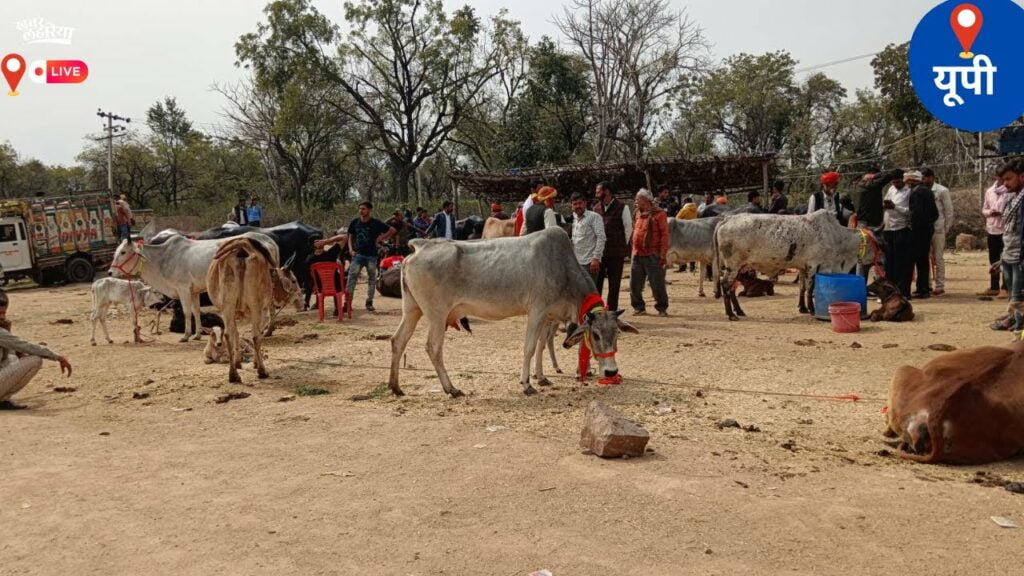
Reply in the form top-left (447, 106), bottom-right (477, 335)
top-left (593, 181), bottom-right (632, 311)
top-left (767, 180), bottom-right (789, 214)
top-left (425, 201), bottom-right (457, 240)
top-left (656, 185), bottom-right (680, 218)
top-left (906, 170), bottom-right (939, 299)
top-left (855, 168), bottom-right (885, 229)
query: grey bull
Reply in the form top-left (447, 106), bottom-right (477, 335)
top-left (108, 232), bottom-right (280, 342)
top-left (665, 217), bottom-right (722, 297)
top-left (389, 228), bottom-right (638, 397)
top-left (714, 210), bottom-right (880, 320)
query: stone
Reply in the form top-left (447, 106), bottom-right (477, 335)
top-left (579, 401), bottom-right (649, 458)
top-left (955, 233), bottom-right (978, 251)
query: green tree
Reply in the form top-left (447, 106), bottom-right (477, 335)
top-left (871, 43), bottom-right (932, 165)
top-left (236, 0), bottom-right (512, 203)
top-left (692, 51), bottom-right (799, 155)
top-left (146, 96), bottom-right (197, 207)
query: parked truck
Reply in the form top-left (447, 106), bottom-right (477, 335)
top-left (0, 194), bottom-right (153, 285)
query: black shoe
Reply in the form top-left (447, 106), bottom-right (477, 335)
top-left (365, 301), bottom-right (376, 312)
top-left (913, 292), bottom-right (932, 300)
top-left (0, 400), bottom-right (28, 410)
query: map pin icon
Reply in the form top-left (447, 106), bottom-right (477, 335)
top-left (950, 3), bottom-right (983, 59)
top-left (2, 53), bottom-right (26, 96)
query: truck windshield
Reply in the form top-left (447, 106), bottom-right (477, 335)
top-left (0, 224), bottom-right (16, 242)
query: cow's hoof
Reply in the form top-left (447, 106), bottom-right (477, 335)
top-left (555, 368), bottom-right (563, 375)
top-left (728, 316), bottom-right (739, 322)
top-left (229, 374), bottom-right (242, 384)
top-left (178, 336), bottom-right (190, 343)
top-left (448, 388), bottom-right (464, 398)
top-left (90, 341), bottom-right (96, 346)
top-left (736, 310), bottom-right (746, 317)
top-left (537, 378), bottom-right (554, 387)
top-left (698, 293), bottom-right (706, 298)
top-left (523, 386), bottom-right (538, 396)
top-left (258, 372), bottom-right (269, 380)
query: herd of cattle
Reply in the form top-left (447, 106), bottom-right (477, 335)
top-left (85, 209), bottom-right (1024, 466)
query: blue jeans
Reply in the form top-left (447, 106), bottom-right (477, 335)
top-left (117, 224), bottom-right (131, 240)
top-left (1001, 261), bottom-right (1024, 330)
top-left (347, 255), bottom-right (378, 305)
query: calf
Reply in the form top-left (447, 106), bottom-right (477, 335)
top-left (868, 278), bottom-right (914, 322)
top-left (203, 326), bottom-right (254, 364)
top-left (90, 278), bottom-right (165, 345)
top-left (885, 343), bottom-right (1024, 464)
top-left (737, 271), bottom-right (775, 298)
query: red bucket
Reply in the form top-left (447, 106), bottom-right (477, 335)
top-left (828, 302), bottom-right (861, 333)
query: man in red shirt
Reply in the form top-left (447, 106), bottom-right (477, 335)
top-left (630, 188), bottom-right (670, 317)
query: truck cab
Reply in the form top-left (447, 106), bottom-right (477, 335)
top-left (0, 216), bottom-right (33, 279)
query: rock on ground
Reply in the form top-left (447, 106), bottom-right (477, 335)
top-left (956, 233), bottom-right (978, 251)
top-left (579, 401), bottom-right (650, 458)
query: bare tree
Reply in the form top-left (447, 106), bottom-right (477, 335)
top-left (555, 0), bottom-right (708, 163)
top-left (216, 73), bottom-right (346, 212)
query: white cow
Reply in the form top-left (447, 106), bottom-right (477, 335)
top-left (389, 228), bottom-right (638, 397)
top-left (714, 210), bottom-right (881, 320)
top-left (90, 277), bottom-right (165, 345)
top-left (108, 231), bottom-right (278, 342)
top-left (665, 217), bottom-right (722, 297)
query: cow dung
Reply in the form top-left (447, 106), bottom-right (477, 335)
top-left (579, 401), bottom-right (649, 458)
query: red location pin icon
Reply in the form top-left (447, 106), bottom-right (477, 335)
top-left (950, 3), bottom-right (983, 59)
top-left (2, 53), bottom-right (26, 96)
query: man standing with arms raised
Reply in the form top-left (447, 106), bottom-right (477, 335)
top-left (593, 181), bottom-right (632, 312)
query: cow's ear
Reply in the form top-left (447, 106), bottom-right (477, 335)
top-left (562, 322), bottom-right (586, 349)
top-left (617, 319), bottom-right (639, 335)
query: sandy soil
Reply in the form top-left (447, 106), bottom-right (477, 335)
top-left (1, 250), bottom-right (1022, 576)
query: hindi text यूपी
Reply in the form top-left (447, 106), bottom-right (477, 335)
top-left (932, 54), bottom-right (997, 107)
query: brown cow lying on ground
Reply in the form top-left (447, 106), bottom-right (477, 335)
top-left (868, 277), bottom-right (914, 322)
top-left (884, 342), bottom-right (1024, 464)
top-left (737, 271), bottom-right (775, 297)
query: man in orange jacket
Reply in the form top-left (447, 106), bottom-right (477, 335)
top-left (630, 188), bottom-right (670, 317)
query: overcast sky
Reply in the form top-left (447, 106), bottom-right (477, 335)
top-left (0, 0), bottom-right (985, 166)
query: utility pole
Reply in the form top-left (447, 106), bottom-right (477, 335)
top-left (96, 109), bottom-right (131, 195)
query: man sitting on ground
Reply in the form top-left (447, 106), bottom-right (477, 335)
top-left (0, 289), bottom-right (73, 410)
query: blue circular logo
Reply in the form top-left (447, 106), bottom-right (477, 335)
top-left (909, 0), bottom-right (1024, 132)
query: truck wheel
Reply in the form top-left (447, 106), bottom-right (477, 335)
top-left (65, 257), bottom-right (96, 284)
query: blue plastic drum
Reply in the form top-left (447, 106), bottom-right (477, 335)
top-left (813, 273), bottom-right (867, 320)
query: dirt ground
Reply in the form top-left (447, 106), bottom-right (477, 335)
top-left (1, 250), bottom-right (1022, 576)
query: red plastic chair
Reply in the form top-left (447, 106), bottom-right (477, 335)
top-left (310, 262), bottom-right (350, 322)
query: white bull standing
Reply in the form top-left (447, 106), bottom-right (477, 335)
top-left (389, 228), bottom-right (638, 397)
top-left (714, 210), bottom-right (881, 320)
top-left (108, 232), bottom-right (279, 342)
top-left (665, 217), bottom-right (722, 297)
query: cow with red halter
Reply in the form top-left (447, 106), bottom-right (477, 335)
top-left (389, 227), bottom-right (638, 397)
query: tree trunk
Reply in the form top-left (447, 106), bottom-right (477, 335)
top-left (392, 165), bottom-right (412, 204)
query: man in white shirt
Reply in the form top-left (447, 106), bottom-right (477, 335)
top-left (570, 193), bottom-right (606, 286)
top-left (921, 168), bottom-right (954, 295)
top-left (883, 169), bottom-right (914, 298)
